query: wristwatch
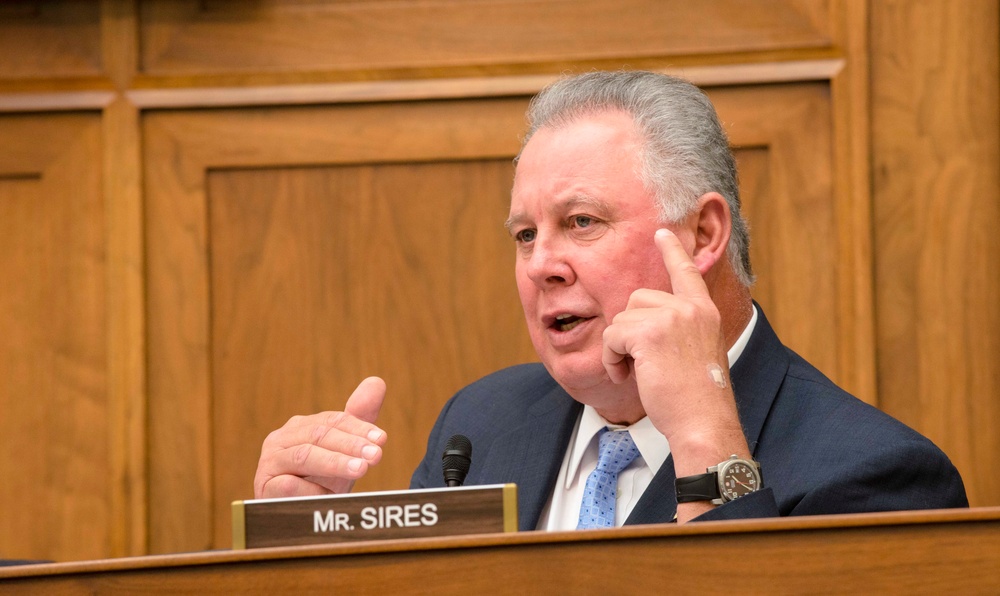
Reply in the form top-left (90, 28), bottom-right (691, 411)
top-left (675, 455), bottom-right (762, 505)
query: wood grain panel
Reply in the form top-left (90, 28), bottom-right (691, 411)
top-left (143, 97), bottom-right (535, 553)
top-left (0, 1), bottom-right (102, 80)
top-left (103, 95), bottom-right (148, 559)
top-left (829, 0), bottom-right (875, 406)
top-left (871, 0), bottom-right (1000, 507)
top-left (206, 160), bottom-right (534, 548)
top-left (138, 0), bottom-right (831, 78)
top-left (713, 84), bottom-right (844, 392)
top-left (0, 113), bottom-right (109, 562)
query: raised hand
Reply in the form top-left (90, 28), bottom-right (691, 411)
top-left (601, 228), bottom-right (733, 440)
top-left (254, 376), bottom-right (388, 498)
top-left (602, 229), bottom-right (750, 522)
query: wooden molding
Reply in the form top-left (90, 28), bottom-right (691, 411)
top-left (0, 91), bottom-right (115, 112)
top-left (126, 60), bottom-right (845, 110)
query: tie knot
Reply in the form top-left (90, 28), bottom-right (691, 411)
top-left (595, 428), bottom-right (639, 475)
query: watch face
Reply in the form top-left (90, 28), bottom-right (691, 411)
top-left (719, 460), bottom-right (760, 501)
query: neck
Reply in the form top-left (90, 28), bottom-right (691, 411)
top-left (708, 264), bottom-right (754, 350)
top-left (590, 379), bottom-right (646, 426)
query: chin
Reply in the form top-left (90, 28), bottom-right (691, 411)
top-left (540, 356), bottom-right (611, 395)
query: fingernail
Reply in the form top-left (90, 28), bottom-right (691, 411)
top-left (347, 458), bottom-right (364, 472)
top-left (362, 445), bottom-right (379, 460)
top-left (368, 429), bottom-right (384, 443)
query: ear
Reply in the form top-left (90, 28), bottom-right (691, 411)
top-left (690, 192), bottom-right (732, 276)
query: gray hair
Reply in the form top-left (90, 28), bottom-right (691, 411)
top-left (520, 70), bottom-right (754, 286)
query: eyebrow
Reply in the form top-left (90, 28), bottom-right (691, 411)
top-left (504, 194), bottom-right (615, 235)
top-left (503, 215), bottom-right (523, 236)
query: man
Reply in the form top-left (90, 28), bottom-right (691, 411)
top-left (255, 71), bottom-right (967, 528)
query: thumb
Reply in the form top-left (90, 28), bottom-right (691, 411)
top-left (344, 376), bottom-right (386, 424)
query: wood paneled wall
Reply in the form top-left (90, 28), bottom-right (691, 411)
top-left (0, 0), bottom-right (996, 563)
top-left (871, 0), bottom-right (1000, 518)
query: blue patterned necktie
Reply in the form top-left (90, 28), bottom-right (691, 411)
top-left (577, 428), bottom-right (640, 529)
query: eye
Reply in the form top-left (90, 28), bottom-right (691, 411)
top-left (572, 215), bottom-right (594, 228)
top-left (514, 228), bottom-right (536, 243)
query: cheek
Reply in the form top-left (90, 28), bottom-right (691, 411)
top-left (594, 252), bottom-right (671, 312)
top-left (599, 283), bottom-right (637, 319)
top-left (514, 267), bottom-right (538, 313)
top-left (633, 244), bottom-right (673, 288)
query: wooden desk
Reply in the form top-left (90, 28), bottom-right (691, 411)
top-left (2, 508), bottom-right (999, 594)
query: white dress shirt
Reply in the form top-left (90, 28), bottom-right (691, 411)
top-left (537, 304), bottom-right (759, 530)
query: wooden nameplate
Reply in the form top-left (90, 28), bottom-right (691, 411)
top-left (232, 484), bottom-right (518, 549)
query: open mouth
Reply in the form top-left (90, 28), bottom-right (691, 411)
top-left (552, 314), bottom-right (593, 332)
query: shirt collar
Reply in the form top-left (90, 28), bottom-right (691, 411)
top-left (727, 303), bottom-right (758, 367)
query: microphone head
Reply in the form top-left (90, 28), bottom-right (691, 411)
top-left (442, 434), bottom-right (472, 487)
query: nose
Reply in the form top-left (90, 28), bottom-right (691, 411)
top-left (523, 235), bottom-right (575, 288)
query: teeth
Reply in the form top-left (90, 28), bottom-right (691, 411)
top-left (559, 319), bottom-right (584, 332)
top-left (552, 313), bottom-right (585, 332)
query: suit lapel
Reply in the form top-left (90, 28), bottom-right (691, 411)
top-left (475, 384), bottom-right (582, 531)
top-left (729, 305), bottom-right (788, 453)
top-left (625, 454), bottom-right (677, 524)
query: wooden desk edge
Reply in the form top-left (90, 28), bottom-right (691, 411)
top-left (2, 505), bottom-right (997, 581)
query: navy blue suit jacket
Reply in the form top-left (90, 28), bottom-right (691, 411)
top-left (410, 308), bottom-right (968, 529)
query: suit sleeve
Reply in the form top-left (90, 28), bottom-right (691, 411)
top-left (692, 434), bottom-right (967, 522)
top-left (785, 436), bottom-right (968, 515)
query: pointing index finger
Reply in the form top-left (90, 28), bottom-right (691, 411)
top-left (654, 228), bottom-right (710, 298)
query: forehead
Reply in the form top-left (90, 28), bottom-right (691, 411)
top-left (509, 110), bottom-right (653, 218)
top-left (518, 110), bottom-right (642, 174)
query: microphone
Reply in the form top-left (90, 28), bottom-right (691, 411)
top-left (442, 434), bottom-right (473, 487)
